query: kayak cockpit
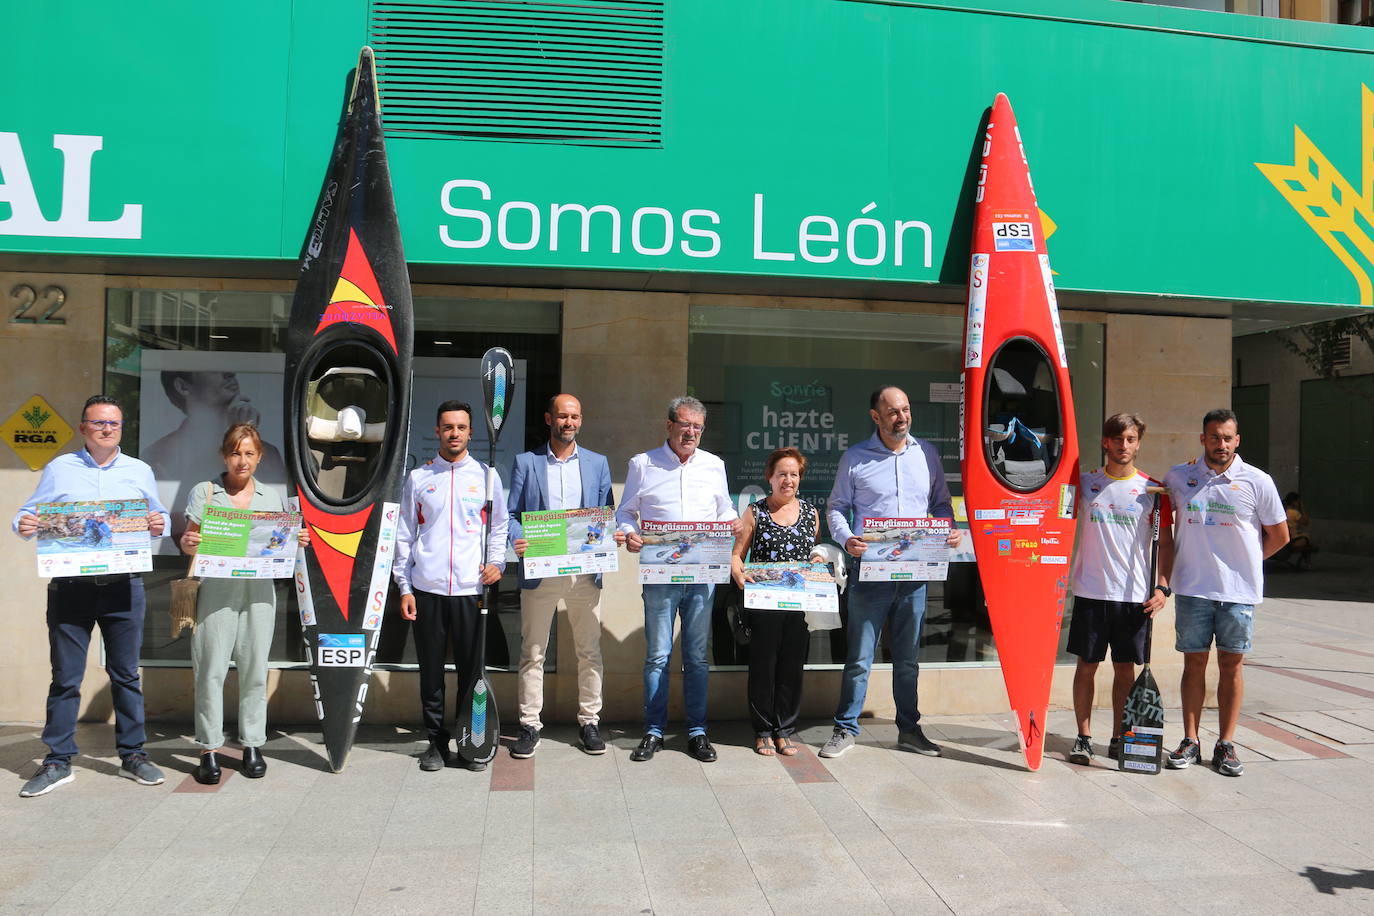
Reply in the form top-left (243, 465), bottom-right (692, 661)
top-left (302, 344), bottom-right (393, 503)
top-left (983, 338), bottom-right (1063, 492)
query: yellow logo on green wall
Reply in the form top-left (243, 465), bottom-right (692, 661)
top-left (2, 395), bottom-right (73, 470)
top-left (1257, 85), bottom-right (1374, 306)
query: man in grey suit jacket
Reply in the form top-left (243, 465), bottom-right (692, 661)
top-left (507, 394), bottom-right (617, 758)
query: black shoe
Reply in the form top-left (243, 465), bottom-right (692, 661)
top-left (630, 734), bottom-right (663, 762)
top-left (511, 725), bottom-right (540, 759)
top-left (193, 751), bottom-right (221, 786)
top-left (419, 741), bottom-right (447, 772)
top-left (579, 722), bottom-right (607, 755)
top-left (241, 746), bottom-right (266, 778)
top-left (687, 734), bottom-right (718, 763)
top-left (896, 726), bottom-right (942, 757)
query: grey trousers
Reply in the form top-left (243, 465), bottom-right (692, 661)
top-left (192, 579), bottom-right (276, 749)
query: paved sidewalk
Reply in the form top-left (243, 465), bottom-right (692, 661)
top-left (3, 553), bottom-right (1373, 914)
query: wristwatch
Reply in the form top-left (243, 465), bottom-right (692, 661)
top-left (1153, 585), bottom-right (1172, 598)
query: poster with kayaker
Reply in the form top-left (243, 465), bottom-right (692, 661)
top-left (743, 561), bottom-right (839, 614)
top-left (192, 505), bottom-right (303, 579)
top-left (34, 499), bottom-right (153, 577)
top-left (858, 517), bottom-right (952, 581)
top-left (521, 505), bottom-right (619, 579)
top-left (638, 520), bottom-right (733, 584)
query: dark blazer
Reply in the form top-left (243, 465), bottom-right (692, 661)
top-left (507, 442), bottom-right (616, 589)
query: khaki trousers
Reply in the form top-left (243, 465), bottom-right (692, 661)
top-left (518, 574), bottom-right (604, 729)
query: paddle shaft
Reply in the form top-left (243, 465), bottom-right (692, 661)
top-left (1144, 488), bottom-right (1163, 666)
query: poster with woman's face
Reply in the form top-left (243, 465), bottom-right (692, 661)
top-left (138, 351), bottom-right (525, 554)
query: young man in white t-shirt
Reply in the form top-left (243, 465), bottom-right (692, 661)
top-left (1163, 408), bottom-right (1288, 777)
top-left (1066, 413), bottom-right (1174, 765)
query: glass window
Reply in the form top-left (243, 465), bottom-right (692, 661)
top-left (687, 303), bottom-right (1104, 669)
top-left (105, 287), bottom-right (561, 670)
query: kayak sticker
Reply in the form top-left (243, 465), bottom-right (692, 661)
top-left (1039, 254), bottom-right (1069, 368)
top-left (993, 222), bottom-right (1035, 251)
top-left (1058, 484), bottom-right (1076, 519)
top-left (974, 509), bottom-right (1005, 520)
top-left (318, 633), bottom-right (366, 666)
top-left (965, 253), bottom-right (989, 368)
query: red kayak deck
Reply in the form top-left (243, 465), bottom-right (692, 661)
top-left (960, 93), bottom-right (1080, 771)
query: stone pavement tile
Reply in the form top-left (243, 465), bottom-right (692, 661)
top-left (841, 774), bottom-right (963, 833)
top-left (1077, 813), bottom-right (1287, 882)
top-left (834, 830), bottom-right (952, 913)
top-left (713, 782), bottom-right (829, 838)
top-left (526, 729), bottom-right (620, 790)
top-left (814, 738), bottom-right (921, 791)
top-left (530, 840), bottom-right (650, 914)
top-left (738, 832), bottom-right (888, 913)
top-left (887, 825), bottom-right (1068, 914)
top-left (232, 851), bottom-right (367, 914)
top-left (995, 759), bottom-right (1162, 821)
top-left (1193, 808), bottom-right (1374, 873)
top-left (623, 784), bottom-right (733, 843)
top-left (273, 795), bottom-right (389, 853)
top-left (1266, 757), bottom-right (1374, 808)
top-left (474, 841), bottom-right (533, 915)
top-left (1050, 880), bottom-right (1179, 915)
top-left (166, 791), bottom-right (297, 847)
top-left (1277, 802), bottom-right (1374, 857)
top-left (381, 766), bottom-right (490, 849)
top-left (798, 781), bottom-right (881, 837)
top-left (914, 766), bottom-right (1061, 824)
top-left (1257, 710), bottom-right (1374, 746)
top-left (1174, 872), bottom-right (1370, 915)
top-left (41, 848), bottom-right (161, 916)
top-left (611, 736), bottom-right (710, 790)
top-left (120, 849), bottom-right (270, 911)
top-left (1196, 720), bottom-right (1328, 763)
top-left (1076, 767), bottom-right (1190, 816)
top-left (113, 793), bottom-right (214, 852)
top-left (1125, 761), bottom-right (1282, 814)
top-left (976, 822), bottom-right (1137, 890)
top-left (353, 845), bottom-right (482, 915)
top-left (637, 840), bottom-right (769, 915)
top-left (483, 789), bottom-right (533, 849)
top-left (700, 735), bottom-right (793, 788)
top-left (533, 787), bottom-right (634, 846)
top-left (0, 847), bottom-right (111, 911)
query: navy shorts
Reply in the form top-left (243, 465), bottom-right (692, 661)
top-left (1066, 596), bottom-right (1148, 665)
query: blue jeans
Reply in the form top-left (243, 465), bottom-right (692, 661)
top-left (43, 575), bottom-right (148, 763)
top-left (642, 584), bottom-right (713, 737)
top-left (833, 579), bottom-right (927, 735)
top-left (1174, 595), bottom-right (1255, 654)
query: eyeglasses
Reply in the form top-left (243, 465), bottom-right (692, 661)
top-left (83, 420), bottom-right (122, 430)
top-left (673, 421), bottom-right (704, 433)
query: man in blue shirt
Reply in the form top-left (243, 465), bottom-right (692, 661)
top-left (12, 396), bottom-right (171, 797)
top-left (821, 386), bottom-right (961, 759)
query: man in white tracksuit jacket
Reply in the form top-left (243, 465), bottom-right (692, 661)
top-left (394, 399), bottom-right (508, 772)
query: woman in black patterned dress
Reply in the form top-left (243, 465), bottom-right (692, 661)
top-left (731, 447), bottom-right (820, 756)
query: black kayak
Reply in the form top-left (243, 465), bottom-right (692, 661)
top-left (284, 46), bottom-right (413, 772)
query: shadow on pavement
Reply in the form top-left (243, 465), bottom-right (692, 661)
top-left (1302, 865), bottom-right (1374, 895)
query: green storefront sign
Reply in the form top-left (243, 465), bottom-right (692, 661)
top-left (3, 0), bottom-right (1372, 306)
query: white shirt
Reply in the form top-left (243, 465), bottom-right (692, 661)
top-left (1071, 468), bottom-right (1171, 603)
top-left (394, 452), bottom-right (508, 597)
top-left (615, 442), bottom-right (736, 533)
top-left (546, 444), bottom-right (583, 512)
top-left (1165, 454), bottom-right (1284, 605)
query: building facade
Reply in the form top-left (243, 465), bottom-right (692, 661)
top-left (1, 0), bottom-right (1368, 728)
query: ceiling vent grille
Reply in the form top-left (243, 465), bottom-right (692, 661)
top-left (368, 0), bottom-right (664, 146)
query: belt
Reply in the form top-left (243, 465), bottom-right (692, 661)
top-left (56, 573), bottom-right (138, 587)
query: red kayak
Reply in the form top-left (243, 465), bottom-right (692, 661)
top-left (960, 93), bottom-right (1080, 771)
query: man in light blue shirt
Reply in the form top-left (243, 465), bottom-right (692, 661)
top-left (12, 395), bottom-right (170, 797)
top-left (821, 386), bottom-right (961, 759)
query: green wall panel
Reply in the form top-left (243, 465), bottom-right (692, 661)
top-left (2, 0), bottom-right (1371, 307)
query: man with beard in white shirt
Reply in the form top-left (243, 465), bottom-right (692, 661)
top-left (1066, 413), bottom-right (1173, 766)
top-left (1164, 408), bottom-right (1286, 777)
top-left (616, 396), bottom-right (740, 763)
top-left (394, 400), bottom-right (508, 772)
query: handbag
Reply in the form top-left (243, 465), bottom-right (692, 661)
top-left (169, 482), bottom-right (210, 638)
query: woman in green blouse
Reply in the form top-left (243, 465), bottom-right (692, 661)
top-left (179, 423), bottom-right (307, 784)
